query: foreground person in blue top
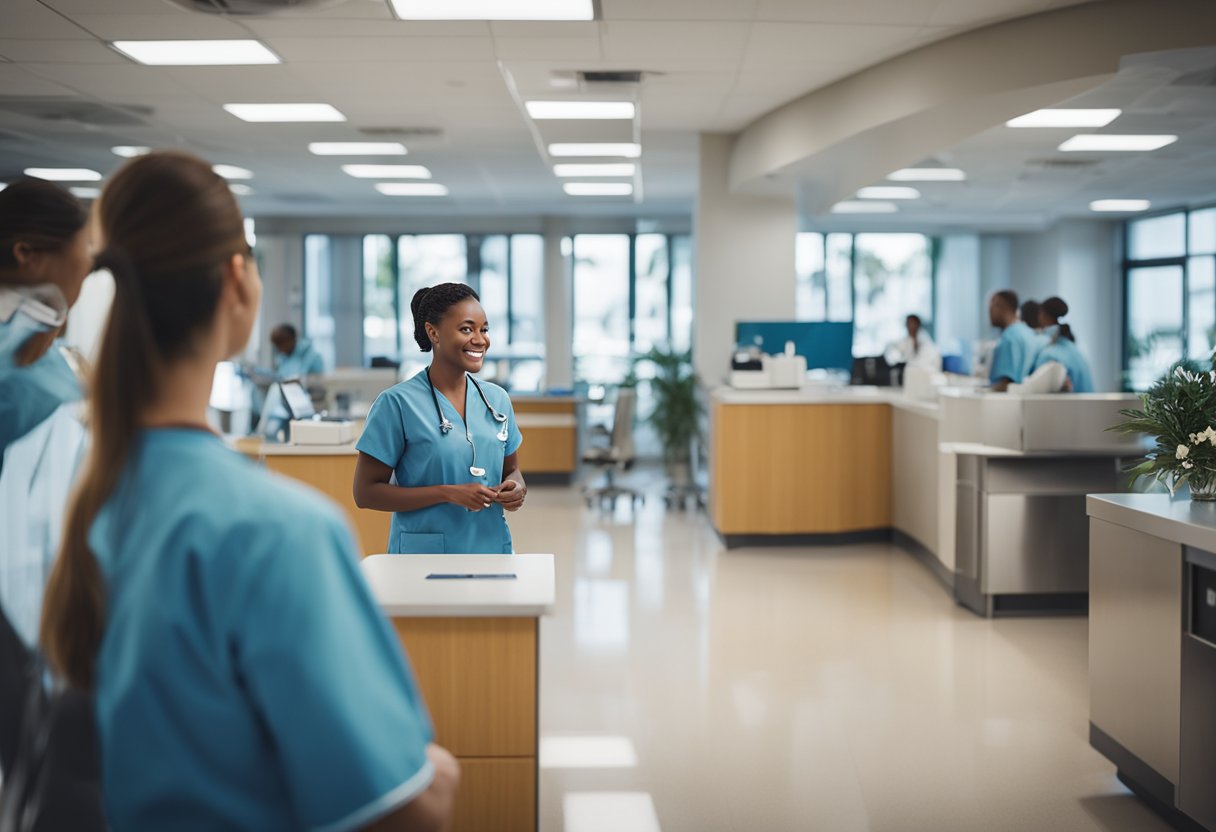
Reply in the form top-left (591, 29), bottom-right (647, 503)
top-left (354, 283), bottom-right (526, 554)
top-left (987, 289), bottom-right (1040, 392)
top-left (39, 152), bottom-right (459, 832)
top-left (1032, 296), bottom-right (1095, 393)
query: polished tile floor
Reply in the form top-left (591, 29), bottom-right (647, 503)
top-left (510, 476), bottom-right (1172, 832)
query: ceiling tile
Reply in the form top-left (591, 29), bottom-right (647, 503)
top-left (600, 0), bottom-right (757, 21)
top-left (602, 21), bottom-right (750, 69)
top-left (755, 0), bottom-right (937, 25)
top-left (0, 39), bottom-right (126, 64)
top-left (0, 63), bottom-right (79, 96)
top-left (494, 36), bottom-right (601, 61)
top-left (743, 22), bottom-right (924, 66)
top-left (1, 0), bottom-right (94, 39)
top-left (489, 21), bottom-right (599, 37)
top-left (927, 0), bottom-right (1054, 27)
top-left (42, 0), bottom-right (184, 13)
top-left (18, 62), bottom-right (197, 99)
top-left (267, 36), bottom-right (497, 62)
top-left (161, 65), bottom-right (321, 103)
top-left (244, 19), bottom-right (487, 39)
top-left (66, 13), bottom-right (251, 40)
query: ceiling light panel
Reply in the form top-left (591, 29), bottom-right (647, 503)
top-left (309, 142), bottom-right (407, 156)
top-left (563, 183), bottom-right (633, 196)
top-left (111, 146), bottom-right (149, 158)
top-left (111, 40), bottom-right (280, 66)
top-left (224, 103), bottom-right (346, 123)
top-left (857, 186), bottom-right (920, 200)
top-left (887, 168), bottom-right (966, 182)
top-left (526, 101), bottom-right (635, 120)
top-left (1059, 134), bottom-right (1177, 152)
top-left (831, 201), bottom-right (898, 214)
top-left (389, 0), bottom-right (593, 20)
top-left (343, 164), bottom-right (432, 179)
top-left (213, 164), bottom-right (253, 180)
top-left (549, 143), bottom-right (641, 158)
top-left (375, 183), bottom-right (449, 196)
top-left (24, 168), bottom-right (102, 181)
top-left (1006, 108), bottom-right (1121, 128)
top-left (554, 163), bottom-right (636, 177)
top-left (69, 187), bottom-right (100, 199)
top-left (1090, 199), bottom-right (1151, 212)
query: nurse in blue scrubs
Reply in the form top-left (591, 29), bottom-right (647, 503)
top-left (353, 283), bottom-right (526, 555)
top-left (1032, 296), bottom-right (1095, 393)
top-left (39, 152), bottom-right (458, 831)
top-left (270, 322), bottom-right (325, 379)
top-left (987, 289), bottom-right (1041, 392)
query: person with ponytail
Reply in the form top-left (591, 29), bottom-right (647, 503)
top-left (353, 283), bottom-right (526, 554)
top-left (1031, 296), bottom-right (1095, 393)
top-left (39, 152), bottom-right (458, 831)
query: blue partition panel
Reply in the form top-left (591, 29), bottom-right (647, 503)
top-left (735, 321), bottom-right (854, 371)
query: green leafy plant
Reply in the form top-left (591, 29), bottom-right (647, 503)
top-left (1110, 359), bottom-right (1216, 495)
top-left (635, 347), bottom-right (701, 465)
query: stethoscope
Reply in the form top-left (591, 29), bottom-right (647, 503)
top-left (425, 368), bottom-right (509, 478)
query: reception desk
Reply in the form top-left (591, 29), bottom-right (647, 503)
top-left (512, 395), bottom-right (578, 483)
top-left (1087, 495), bottom-right (1216, 831)
top-left (362, 554), bottom-right (555, 832)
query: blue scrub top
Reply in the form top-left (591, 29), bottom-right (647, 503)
top-left (1033, 337), bottom-right (1095, 393)
top-left (0, 344), bottom-right (81, 464)
top-left (92, 429), bottom-right (433, 832)
top-left (989, 321), bottom-right (1040, 385)
top-left (273, 338), bottom-right (325, 379)
top-left (357, 371), bottom-right (523, 555)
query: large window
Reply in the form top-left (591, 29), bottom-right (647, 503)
top-left (1124, 206), bottom-right (1216, 390)
top-left (363, 234), bottom-right (397, 362)
top-left (795, 231), bottom-right (934, 356)
top-left (303, 234), bottom-right (336, 369)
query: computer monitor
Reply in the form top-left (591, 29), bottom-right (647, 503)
top-left (279, 380), bottom-right (315, 420)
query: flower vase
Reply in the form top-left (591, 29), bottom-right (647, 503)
top-left (1189, 473), bottom-right (1216, 501)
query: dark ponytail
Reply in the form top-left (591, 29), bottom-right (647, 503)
top-left (410, 283), bottom-right (479, 352)
top-left (1041, 296), bottom-right (1075, 342)
top-left (41, 151), bottom-right (246, 690)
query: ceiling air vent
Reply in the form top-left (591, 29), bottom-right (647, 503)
top-left (0, 97), bottom-right (151, 127)
top-left (1026, 157), bottom-right (1101, 169)
top-left (579, 71), bottom-right (644, 85)
top-left (358, 126), bottom-right (445, 139)
top-left (165, 0), bottom-right (346, 14)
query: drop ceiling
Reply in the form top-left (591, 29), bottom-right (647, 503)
top-left (0, 0), bottom-right (1104, 218)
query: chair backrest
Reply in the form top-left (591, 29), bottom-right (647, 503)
top-left (610, 387), bottom-right (637, 462)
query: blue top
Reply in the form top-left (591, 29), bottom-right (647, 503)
top-left (1033, 336), bottom-right (1095, 393)
top-left (273, 338), bottom-right (325, 379)
top-left (0, 344), bottom-right (81, 464)
top-left (92, 429), bottom-right (433, 831)
top-left (357, 371), bottom-right (523, 555)
top-left (989, 321), bottom-right (1040, 385)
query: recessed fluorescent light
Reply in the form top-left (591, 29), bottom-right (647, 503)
top-left (856, 186), bottom-right (920, 200)
top-left (309, 142), bottom-right (407, 156)
top-left (1006, 108), bottom-right (1121, 128)
top-left (831, 200), bottom-right (898, 213)
top-left (343, 164), bottom-right (432, 179)
top-left (563, 182), bottom-right (633, 196)
top-left (229, 184), bottom-right (254, 196)
top-left (1059, 134), bottom-right (1177, 152)
top-left (554, 163), bottom-right (635, 177)
top-left (213, 164), bottom-right (253, 180)
top-left (887, 167), bottom-right (966, 182)
top-left (111, 39), bottom-right (280, 66)
top-left (1090, 199), bottom-right (1151, 212)
top-left (23, 168), bottom-right (102, 181)
top-left (224, 103), bottom-right (346, 123)
top-left (69, 187), bottom-right (100, 199)
top-left (548, 143), bottom-right (641, 158)
top-left (375, 183), bottom-right (449, 196)
top-left (526, 101), bottom-right (635, 120)
top-left (111, 146), bottom-right (149, 158)
top-left (389, 0), bottom-right (593, 20)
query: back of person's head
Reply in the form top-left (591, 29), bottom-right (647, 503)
top-left (0, 178), bottom-right (87, 277)
top-left (993, 289), bottom-right (1018, 312)
top-left (41, 151), bottom-right (248, 690)
top-left (1020, 300), bottom-right (1041, 328)
top-left (1041, 296), bottom-right (1074, 341)
top-left (410, 283), bottom-right (480, 352)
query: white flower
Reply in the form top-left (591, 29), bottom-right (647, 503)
top-left (1206, 427), bottom-right (1216, 447)
top-left (1192, 433), bottom-right (1201, 444)
top-left (1184, 461), bottom-right (1195, 469)
top-left (1178, 444), bottom-right (1191, 460)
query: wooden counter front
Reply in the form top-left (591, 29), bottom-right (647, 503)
top-left (513, 398), bottom-right (577, 478)
top-left (711, 402), bottom-right (893, 537)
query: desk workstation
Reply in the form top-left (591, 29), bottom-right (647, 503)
top-left (710, 384), bottom-right (1142, 616)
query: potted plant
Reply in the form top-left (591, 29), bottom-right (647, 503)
top-left (636, 347), bottom-right (701, 490)
top-left (1110, 360), bottom-right (1216, 499)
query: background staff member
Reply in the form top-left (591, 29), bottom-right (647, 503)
top-left (40, 152), bottom-right (458, 831)
top-left (354, 283), bottom-right (526, 554)
top-left (270, 323), bottom-right (324, 379)
top-left (987, 289), bottom-right (1040, 392)
top-left (1032, 296), bottom-right (1095, 393)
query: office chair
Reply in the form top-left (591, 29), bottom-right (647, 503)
top-left (582, 387), bottom-right (643, 510)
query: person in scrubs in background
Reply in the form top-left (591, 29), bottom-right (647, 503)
top-left (353, 283), bottom-right (526, 554)
top-left (988, 289), bottom-right (1040, 392)
top-left (1032, 296), bottom-right (1095, 393)
top-left (885, 314), bottom-right (940, 370)
top-left (270, 322), bottom-right (324, 379)
top-left (39, 152), bottom-right (458, 831)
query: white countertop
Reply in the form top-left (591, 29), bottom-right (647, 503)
top-left (260, 441), bottom-right (360, 456)
top-left (515, 413), bottom-right (577, 428)
top-left (939, 442), bottom-right (1137, 458)
top-left (710, 385), bottom-right (941, 416)
top-left (361, 553), bottom-right (556, 618)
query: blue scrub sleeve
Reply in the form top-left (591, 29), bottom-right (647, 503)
top-left (989, 336), bottom-right (1018, 384)
top-left (305, 351), bottom-right (325, 376)
top-left (234, 516), bottom-right (434, 832)
top-left (506, 398), bottom-right (523, 456)
top-left (356, 392), bottom-right (407, 469)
